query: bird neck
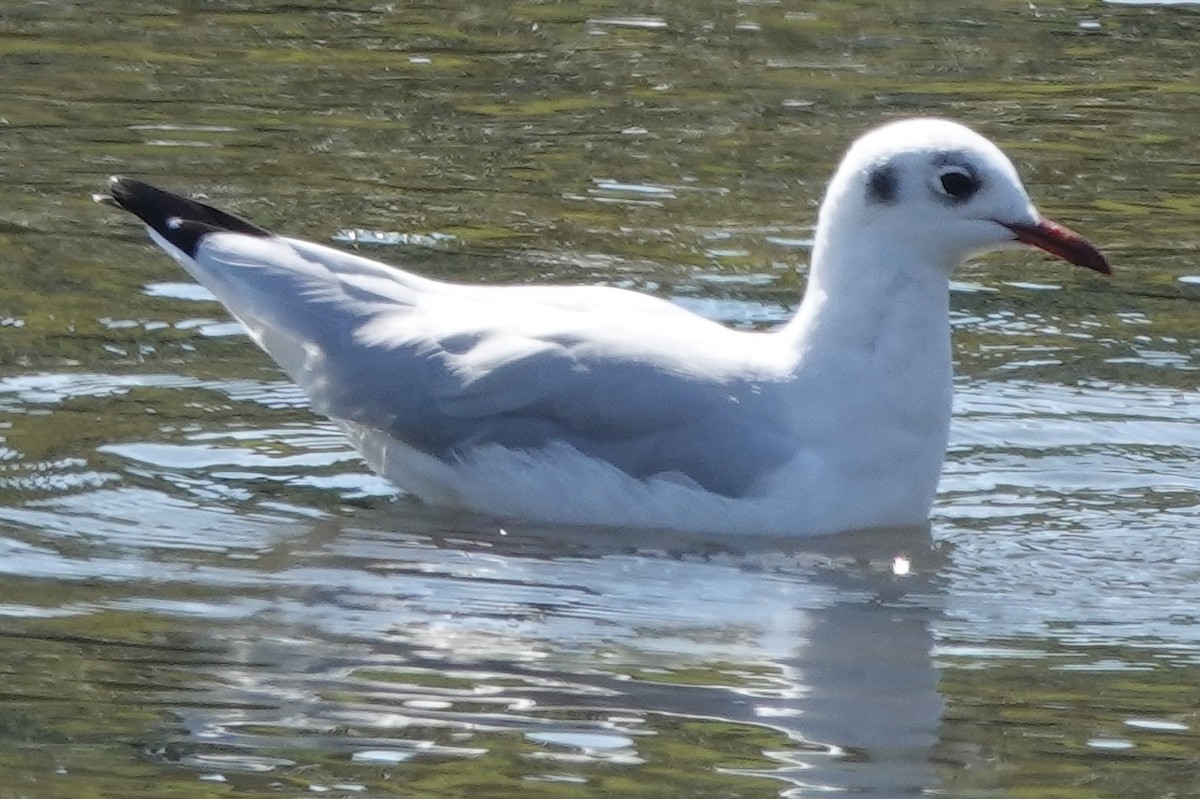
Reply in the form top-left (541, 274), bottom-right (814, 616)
top-left (771, 233), bottom-right (955, 530)
top-left (784, 229), bottom-right (953, 357)
top-left (779, 228), bottom-right (955, 450)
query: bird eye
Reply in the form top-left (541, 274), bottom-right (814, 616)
top-left (934, 166), bottom-right (980, 202)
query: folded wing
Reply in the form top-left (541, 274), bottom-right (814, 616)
top-left (100, 178), bottom-right (797, 496)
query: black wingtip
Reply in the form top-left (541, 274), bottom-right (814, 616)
top-left (97, 176), bottom-right (272, 258)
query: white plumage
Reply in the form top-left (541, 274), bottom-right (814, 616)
top-left (99, 118), bottom-right (1108, 536)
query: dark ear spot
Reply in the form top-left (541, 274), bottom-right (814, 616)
top-left (866, 164), bottom-right (897, 205)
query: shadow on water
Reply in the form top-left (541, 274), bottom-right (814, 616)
top-left (0, 505), bottom-right (946, 797)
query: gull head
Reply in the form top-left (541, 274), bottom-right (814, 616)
top-left (816, 118), bottom-right (1109, 276)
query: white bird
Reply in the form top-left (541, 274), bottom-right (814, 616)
top-left (96, 118), bottom-right (1108, 537)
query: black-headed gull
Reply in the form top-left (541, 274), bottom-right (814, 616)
top-left (96, 118), bottom-right (1108, 536)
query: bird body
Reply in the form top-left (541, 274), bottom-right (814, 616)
top-left (99, 119), bottom-right (1108, 536)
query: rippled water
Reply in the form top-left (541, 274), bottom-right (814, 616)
top-left (3, 1), bottom-right (1200, 797)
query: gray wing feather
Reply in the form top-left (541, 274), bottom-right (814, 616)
top-left (190, 235), bottom-right (795, 496)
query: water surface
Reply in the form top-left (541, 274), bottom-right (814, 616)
top-left (2, 1), bottom-right (1200, 796)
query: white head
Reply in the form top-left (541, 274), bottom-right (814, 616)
top-left (813, 118), bottom-right (1108, 280)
